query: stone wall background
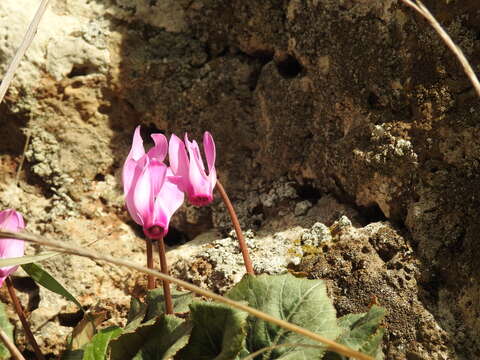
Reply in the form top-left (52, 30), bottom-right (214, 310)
top-left (0, 0), bottom-right (479, 358)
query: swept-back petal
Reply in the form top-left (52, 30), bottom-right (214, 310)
top-left (203, 131), bottom-right (216, 175)
top-left (0, 209), bottom-right (25, 232)
top-left (149, 159), bottom-right (167, 197)
top-left (123, 126), bottom-right (146, 194)
top-left (125, 161), bottom-right (143, 225)
top-left (128, 126), bottom-right (145, 161)
top-left (156, 169), bottom-right (185, 218)
top-left (185, 135), bottom-right (207, 176)
top-left (168, 134), bottom-right (189, 176)
top-left (148, 172), bottom-right (184, 237)
top-left (148, 133), bottom-right (168, 162)
top-left (0, 210), bottom-right (25, 284)
top-left (122, 158), bottom-right (138, 195)
top-left (132, 159), bottom-right (154, 226)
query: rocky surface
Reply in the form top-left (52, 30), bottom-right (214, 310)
top-left (0, 0), bottom-right (479, 358)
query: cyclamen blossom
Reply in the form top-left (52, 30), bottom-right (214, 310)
top-left (0, 209), bottom-right (25, 286)
top-left (168, 132), bottom-right (217, 206)
top-left (122, 126), bottom-right (184, 239)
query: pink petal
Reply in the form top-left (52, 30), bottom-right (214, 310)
top-left (122, 158), bottom-right (138, 195)
top-left (125, 161), bottom-right (144, 225)
top-left (0, 209), bottom-right (25, 232)
top-left (208, 166), bottom-right (217, 190)
top-left (133, 160), bottom-right (155, 226)
top-left (128, 126), bottom-right (146, 161)
top-left (122, 126), bottom-right (146, 194)
top-left (203, 131), bottom-right (216, 175)
top-left (168, 134), bottom-right (189, 176)
top-left (150, 174), bottom-right (185, 236)
top-left (185, 135), bottom-right (207, 176)
top-left (148, 159), bottom-right (167, 197)
top-left (156, 169), bottom-right (185, 218)
top-left (0, 210), bottom-right (25, 282)
top-left (148, 133), bottom-right (168, 162)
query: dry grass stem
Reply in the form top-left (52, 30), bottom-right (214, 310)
top-left (0, 0), bottom-right (50, 105)
top-left (0, 328), bottom-right (25, 360)
top-left (0, 230), bottom-right (373, 360)
top-left (401, 0), bottom-right (480, 97)
top-left (15, 131), bottom-right (31, 186)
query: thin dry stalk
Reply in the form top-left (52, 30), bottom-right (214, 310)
top-left (216, 180), bottom-right (255, 275)
top-left (401, 0), bottom-right (480, 97)
top-left (15, 131), bottom-right (31, 187)
top-left (0, 327), bottom-right (26, 360)
top-left (5, 278), bottom-right (44, 360)
top-left (0, 230), bottom-right (372, 360)
top-left (0, 0), bottom-right (50, 105)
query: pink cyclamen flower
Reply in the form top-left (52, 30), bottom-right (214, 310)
top-left (0, 209), bottom-right (25, 287)
top-left (168, 132), bottom-right (217, 206)
top-left (122, 126), bottom-right (184, 239)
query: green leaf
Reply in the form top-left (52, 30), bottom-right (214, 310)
top-left (180, 301), bottom-right (248, 360)
top-left (126, 297), bottom-right (147, 330)
top-left (61, 350), bottom-right (84, 360)
top-left (110, 315), bottom-right (191, 360)
top-left (82, 326), bottom-right (122, 360)
top-left (325, 305), bottom-right (386, 360)
top-left (227, 273), bottom-right (341, 360)
top-left (0, 252), bottom-right (57, 267)
top-left (0, 302), bottom-right (14, 360)
top-left (144, 288), bottom-right (194, 321)
top-left (21, 263), bottom-right (83, 310)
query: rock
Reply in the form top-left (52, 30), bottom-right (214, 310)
top-left (0, 0), bottom-right (479, 357)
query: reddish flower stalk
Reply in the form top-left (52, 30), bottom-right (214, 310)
top-left (216, 180), bottom-right (254, 275)
top-left (156, 236), bottom-right (173, 314)
top-left (6, 278), bottom-right (44, 360)
top-left (146, 240), bottom-right (155, 290)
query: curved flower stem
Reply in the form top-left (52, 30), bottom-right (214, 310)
top-left (5, 278), bottom-right (44, 360)
top-left (146, 240), bottom-right (155, 290)
top-left (216, 180), bottom-right (254, 275)
top-left (156, 236), bottom-right (173, 314)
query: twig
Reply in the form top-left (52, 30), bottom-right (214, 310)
top-left (0, 327), bottom-right (26, 360)
top-left (0, 230), bottom-right (373, 360)
top-left (15, 131), bottom-right (31, 187)
top-left (146, 239), bottom-right (155, 290)
top-left (156, 236), bottom-right (173, 314)
top-left (0, 0), bottom-right (50, 105)
top-left (216, 180), bottom-right (255, 275)
top-left (400, 0), bottom-right (480, 97)
top-left (5, 278), bottom-right (44, 360)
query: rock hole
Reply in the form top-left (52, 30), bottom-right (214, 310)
top-left (67, 63), bottom-right (97, 78)
top-left (164, 226), bottom-right (189, 246)
top-left (367, 92), bottom-right (382, 109)
top-left (94, 173), bottom-right (105, 181)
top-left (295, 183), bottom-right (322, 204)
top-left (275, 54), bottom-right (302, 78)
top-left (358, 203), bottom-right (386, 223)
top-left (58, 309), bottom-right (85, 327)
top-left (67, 65), bottom-right (90, 78)
top-left (0, 107), bottom-right (27, 156)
